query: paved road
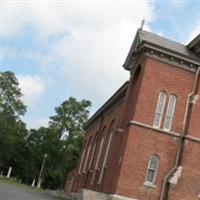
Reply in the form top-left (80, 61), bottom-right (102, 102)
top-left (0, 182), bottom-right (57, 200)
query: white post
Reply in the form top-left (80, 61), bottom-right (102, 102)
top-left (6, 166), bottom-right (12, 178)
top-left (37, 154), bottom-right (47, 188)
top-left (31, 179), bottom-right (35, 187)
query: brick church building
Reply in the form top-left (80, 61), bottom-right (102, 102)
top-left (65, 29), bottom-right (200, 200)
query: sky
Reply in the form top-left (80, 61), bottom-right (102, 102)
top-left (1, 0), bottom-right (200, 129)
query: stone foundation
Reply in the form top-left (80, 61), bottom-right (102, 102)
top-left (76, 189), bottom-right (137, 200)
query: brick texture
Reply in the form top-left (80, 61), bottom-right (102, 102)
top-left (65, 55), bottom-right (200, 200)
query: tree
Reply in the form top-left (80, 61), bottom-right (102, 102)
top-left (0, 71), bottom-right (27, 174)
top-left (49, 97), bottom-right (91, 139)
top-left (0, 71), bottom-right (26, 116)
top-left (27, 97), bottom-right (91, 189)
top-left (0, 71), bottom-right (91, 189)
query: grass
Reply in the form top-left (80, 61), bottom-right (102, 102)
top-left (0, 176), bottom-right (70, 199)
top-left (0, 176), bottom-right (43, 192)
top-left (55, 197), bottom-right (69, 200)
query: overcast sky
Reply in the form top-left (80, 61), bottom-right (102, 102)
top-left (1, 0), bottom-right (200, 129)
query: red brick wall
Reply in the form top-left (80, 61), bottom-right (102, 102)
top-left (168, 142), bottom-right (200, 200)
top-left (115, 57), bottom-right (196, 199)
top-left (73, 98), bottom-right (126, 194)
top-left (188, 83), bottom-right (200, 138)
top-left (66, 55), bottom-right (200, 200)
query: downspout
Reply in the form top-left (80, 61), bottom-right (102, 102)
top-left (160, 66), bottom-right (200, 200)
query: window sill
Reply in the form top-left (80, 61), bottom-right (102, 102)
top-left (143, 182), bottom-right (156, 188)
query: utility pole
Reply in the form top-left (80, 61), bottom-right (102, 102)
top-left (37, 153), bottom-right (47, 188)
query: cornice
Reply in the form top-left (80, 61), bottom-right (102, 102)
top-left (127, 43), bottom-right (200, 73)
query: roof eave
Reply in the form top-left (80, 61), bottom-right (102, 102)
top-left (84, 81), bottom-right (129, 130)
top-left (187, 34), bottom-right (200, 49)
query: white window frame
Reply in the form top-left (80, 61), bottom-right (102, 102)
top-left (98, 131), bottom-right (114, 184)
top-left (95, 136), bottom-right (105, 170)
top-left (78, 148), bottom-right (86, 174)
top-left (82, 144), bottom-right (91, 173)
top-left (88, 142), bottom-right (96, 171)
top-left (90, 136), bottom-right (105, 184)
top-left (145, 155), bottom-right (159, 185)
top-left (153, 92), bottom-right (167, 128)
top-left (163, 95), bottom-right (177, 131)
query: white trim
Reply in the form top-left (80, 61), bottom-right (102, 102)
top-left (78, 148), bottom-right (86, 174)
top-left (163, 95), bottom-right (177, 131)
top-left (145, 155), bottom-right (159, 185)
top-left (90, 136), bottom-right (105, 184)
top-left (98, 131), bottom-right (114, 184)
top-left (83, 144), bottom-right (91, 173)
top-left (153, 92), bottom-right (167, 128)
top-left (143, 182), bottom-right (156, 188)
top-left (95, 136), bottom-right (105, 170)
top-left (88, 142), bottom-right (96, 170)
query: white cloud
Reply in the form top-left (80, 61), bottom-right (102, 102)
top-left (18, 75), bottom-right (45, 107)
top-left (3, 1), bottom-right (155, 127)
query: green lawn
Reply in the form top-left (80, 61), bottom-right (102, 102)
top-left (0, 177), bottom-right (69, 199)
top-left (0, 176), bottom-right (44, 192)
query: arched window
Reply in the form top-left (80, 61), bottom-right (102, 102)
top-left (145, 155), bottom-right (159, 185)
top-left (82, 137), bottom-right (92, 173)
top-left (90, 127), bottom-right (106, 184)
top-left (88, 140), bottom-right (97, 171)
top-left (78, 148), bottom-right (86, 174)
top-left (95, 135), bottom-right (105, 170)
top-left (164, 95), bottom-right (177, 131)
top-left (98, 120), bottom-right (116, 184)
top-left (153, 92), bottom-right (167, 128)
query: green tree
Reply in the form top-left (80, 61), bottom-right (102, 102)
top-left (49, 97), bottom-right (91, 139)
top-left (0, 71), bottom-right (27, 174)
top-left (0, 71), bottom-right (26, 116)
top-left (27, 97), bottom-right (91, 189)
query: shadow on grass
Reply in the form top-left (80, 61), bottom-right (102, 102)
top-left (0, 176), bottom-right (43, 192)
top-left (0, 177), bottom-right (70, 199)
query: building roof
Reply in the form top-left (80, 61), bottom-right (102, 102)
top-left (187, 34), bottom-right (200, 55)
top-left (84, 81), bottom-right (129, 130)
top-left (84, 29), bottom-right (200, 130)
top-left (123, 29), bottom-right (200, 70)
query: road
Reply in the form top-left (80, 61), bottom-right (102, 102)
top-left (0, 182), bottom-right (58, 200)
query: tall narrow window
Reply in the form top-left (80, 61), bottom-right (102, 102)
top-left (78, 148), bottom-right (86, 174)
top-left (164, 95), bottom-right (177, 131)
top-left (95, 136), bottom-right (105, 170)
top-left (153, 92), bottom-right (167, 128)
top-left (145, 155), bottom-right (159, 185)
top-left (98, 131), bottom-right (114, 184)
top-left (88, 142), bottom-right (96, 170)
top-left (82, 144), bottom-right (91, 173)
top-left (90, 136), bottom-right (105, 184)
top-left (98, 120), bottom-right (116, 184)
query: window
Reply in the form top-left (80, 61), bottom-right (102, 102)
top-left (98, 120), bottom-right (116, 184)
top-left (95, 136), bottom-right (105, 170)
top-left (88, 142), bottom-right (96, 170)
top-left (90, 135), bottom-right (105, 184)
top-left (164, 95), bottom-right (177, 131)
top-left (82, 144), bottom-right (91, 173)
top-left (153, 92), bottom-right (167, 128)
top-left (145, 155), bottom-right (159, 185)
top-left (78, 148), bottom-right (86, 174)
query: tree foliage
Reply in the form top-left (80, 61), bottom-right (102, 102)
top-left (0, 71), bottom-right (91, 189)
top-left (0, 71), bottom-right (28, 176)
top-left (29, 98), bottom-right (91, 189)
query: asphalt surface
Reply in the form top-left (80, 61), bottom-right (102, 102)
top-left (0, 182), bottom-right (57, 200)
